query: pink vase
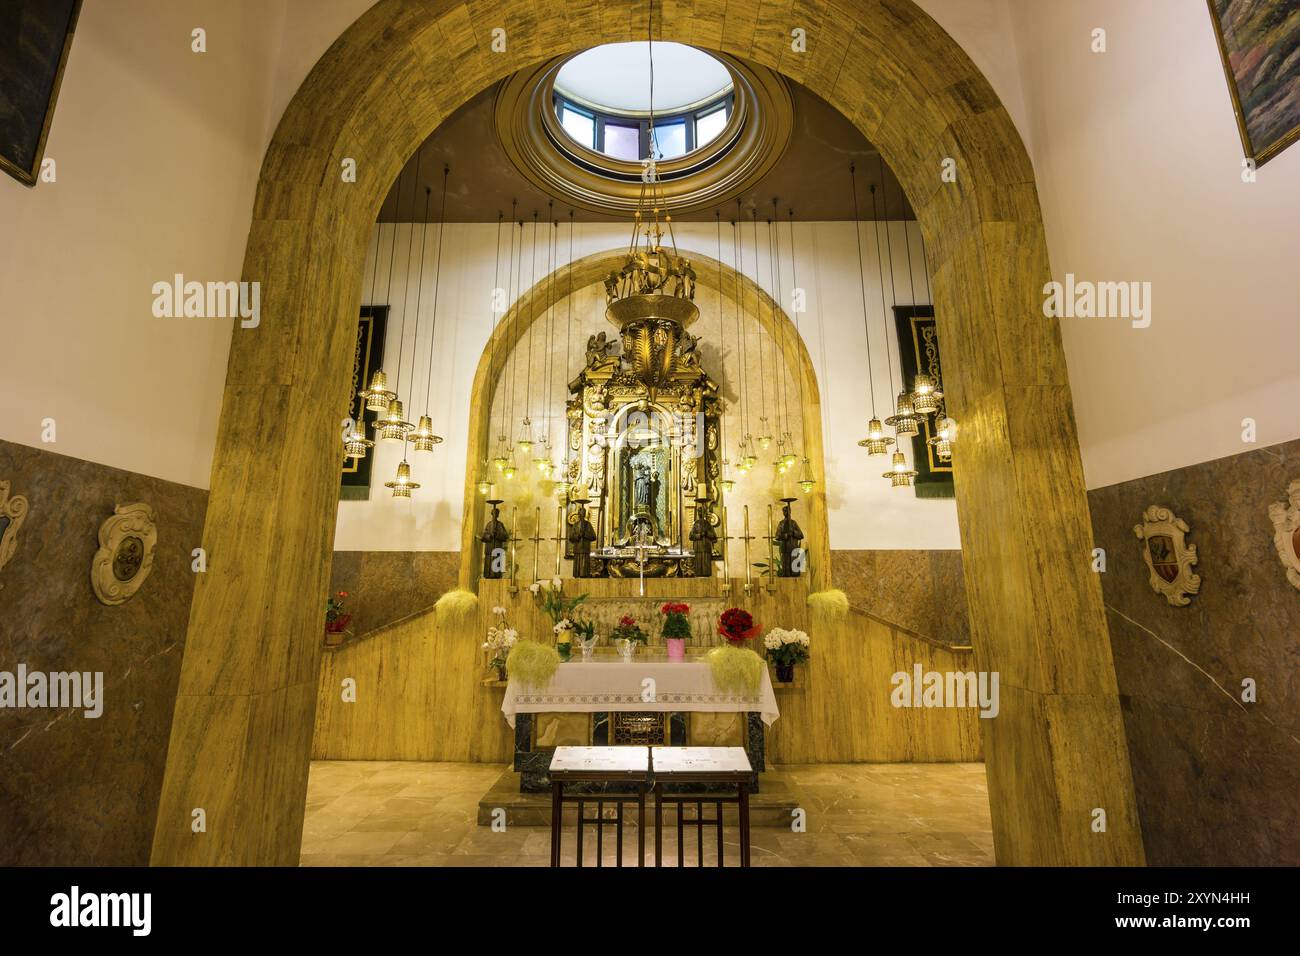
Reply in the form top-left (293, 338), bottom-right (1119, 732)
top-left (666, 637), bottom-right (686, 661)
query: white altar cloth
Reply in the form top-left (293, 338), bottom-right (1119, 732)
top-left (501, 659), bottom-right (780, 728)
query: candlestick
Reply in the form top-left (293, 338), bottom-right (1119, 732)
top-left (766, 503), bottom-right (777, 593)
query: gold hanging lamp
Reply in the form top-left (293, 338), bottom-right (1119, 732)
top-left (376, 398), bottom-right (414, 442)
top-left (885, 390), bottom-right (920, 438)
top-left (883, 451), bottom-right (918, 488)
top-left (343, 420), bottom-right (374, 460)
top-left (386, 457), bottom-right (420, 498)
top-left (858, 416), bottom-right (895, 457)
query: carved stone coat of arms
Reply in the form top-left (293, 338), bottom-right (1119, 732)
top-left (1268, 479), bottom-right (1300, 591)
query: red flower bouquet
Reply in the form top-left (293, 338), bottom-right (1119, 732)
top-left (718, 607), bottom-right (760, 644)
top-left (660, 602), bottom-right (691, 639)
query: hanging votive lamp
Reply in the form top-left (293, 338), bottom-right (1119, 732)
top-left (885, 391), bottom-right (920, 438)
top-left (798, 457), bottom-right (816, 494)
top-left (343, 421), bottom-right (374, 460)
top-left (385, 459), bottom-right (419, 498)
top-left (502, 455), bottom-right (517, 481)
top-left (411, 414), bottom-right (443, 452)
top-left (775, 438), bottom-right (790, 474)
top-left (516, 417), bottom-right (533, 454)
top-left (476, 476), bottom-right (493, 496)
top-left (780, 432), bottom-right (798, 469)
top-left (857, 417), bottom-right (896, 456)
top-left (359, 369), bottom-right (396, 413)
top-left (741, 435), bottom-right (758, 468)
top-left (493, 436), bottom-right (509, 471)
top-left (884, 451), bottom-right (917, 488)
top-left (911, 374), bottom-right (943, 416)
top-left (757, 418), bottom-right (774, 450)
top-left (376, 399), bottom-right (414, 442)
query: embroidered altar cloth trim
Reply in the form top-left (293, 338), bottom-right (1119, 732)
top-left (501, 661), bottom-right (780, 728)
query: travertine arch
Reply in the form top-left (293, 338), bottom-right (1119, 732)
top-left (153, 0), bottom-right (1144, 867)
top-left (458, 248), bottom-right (829, 590)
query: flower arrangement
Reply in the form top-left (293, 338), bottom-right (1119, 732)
top-left (764, 627), bottom-right (809, 683)
top-left (324, 591), bottom-right (352, 644)
top-left (533, 578), bottom-right (587, 626)
top-left (611, 614), bottom-right (647, 645)
top-left (660, 602), bottom-right (691, 639)
top-left (718, 606), bottom-right (760, 644)
top-left (483, 606), bottom-right (518, 679)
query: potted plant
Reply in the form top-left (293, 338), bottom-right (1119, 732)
top-left (324, 590), bottom-right (352, 646)
top-left (483, 606), bottom-right (518, 681)
top-left (764, 627), bottom-right (810, 683)
top-left (553, 617), bottom-right (575, 661)
top-left (718, 606), bottom-right (760, 645)
top-left (611, 614), bottom-right (647, 660)
top-left (660, 602), bottom-right (691, 661)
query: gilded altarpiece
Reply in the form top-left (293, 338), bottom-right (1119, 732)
top-left (562, 339), bottom-right (723, 577)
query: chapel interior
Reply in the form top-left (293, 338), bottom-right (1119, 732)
top-left (1, 0), bottom-right (1297, 871)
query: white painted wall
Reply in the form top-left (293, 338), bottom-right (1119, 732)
top-left (7, 0), bottom-right (1291, 523)
top-left (335, 219), bottom-right (958, 552)
top-left (926, 0), bottom-right (1300, 488)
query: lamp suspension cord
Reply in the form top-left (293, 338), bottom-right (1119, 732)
top-left (787, 208), bottom-right (806, 423)
top-left (503, 202), bottom-right (518, 447)
top-left (488, 210), bottom-right (504, 453)
top-left (716, 211), bottom-right (727, 456)
top-left (875, 154), bottom-right (900, 396)
top-left (545, 204), bottom-right (557, 445)
top-left (733, 205), bottom-right (749, 441)
top-left (409, 182), bottom-right (433, 412)
top-left (423, 165), bottom-right (450, 416)
top-left (395, 149), bottom-right (425, 395)
top-left (850, 163), bottom-right (878, 419)
top-left (752, 208), bottom-right (767, 433)
top-left (523, 211), bottom-right (538, 430)
top-left (769, 205), bottom-right (786, 440)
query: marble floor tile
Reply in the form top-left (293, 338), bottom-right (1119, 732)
top-left (301, 760), bottom-right (994, 867)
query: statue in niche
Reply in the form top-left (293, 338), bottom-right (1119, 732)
top-left (480, 500), bottom-right (509, 580)
top-left (689, 503), bottom-right (717, 578)
top-left (775, 499), bottom-right (805, 578)
top-left (633, 460), bottom-right (654, 510)
top-left (568, 501), bottom-right (598, 578)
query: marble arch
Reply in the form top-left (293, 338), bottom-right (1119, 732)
top-left (152, 0), bottom-right (1145, 867)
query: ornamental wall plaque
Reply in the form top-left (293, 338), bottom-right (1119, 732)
top-left (1267, 479), bottom-right (1300, 591)
top-left (91, 502), bottom-right (157, 605)
top-left (1133, 505), bottom-right (1200, 606)
top-left (0, 480), bottom-right (31, 579)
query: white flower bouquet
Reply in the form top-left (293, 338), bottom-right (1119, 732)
top-left (763, 627), bottom-right (810, 667)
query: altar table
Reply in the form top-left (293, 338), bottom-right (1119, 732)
top-left (501, 659), bottom-right (780, 728)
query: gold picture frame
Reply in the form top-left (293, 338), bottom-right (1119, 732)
top-left (1207, 0), bottom-right (1300, 168)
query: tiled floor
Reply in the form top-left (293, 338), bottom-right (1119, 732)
top-left (300, 760), bottom-right (995, 866)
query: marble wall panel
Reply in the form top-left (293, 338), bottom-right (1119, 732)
top-left (1088, 438), bottom-right (1300, 866)
top-left (0, 439), bottom-right (206, 865)
top-left (830, 549), bottom-right (970, 646)
top-left (328, 550), bottom-right (459, 636)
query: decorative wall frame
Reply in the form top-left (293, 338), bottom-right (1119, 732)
top-left (1207, 0), bottom-right (1300, 168)
top-left (0, 0), bottom-right (84, 186)
top-left (0, 480), bottom-right (31, 579)
top-left (1133, 505), bottom-right (1201, 606)
top-left (1267, 479), bottom-right (1300, 591)
top-left (91, 502), bottom-right (157, 606)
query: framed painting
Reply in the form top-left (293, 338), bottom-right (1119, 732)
top-left (0, 0), bottom-right (83, 186)
top-left (1208, 0), bottom-right (1300, 167)
top-left (340, 305), bottom-right (388, 501)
